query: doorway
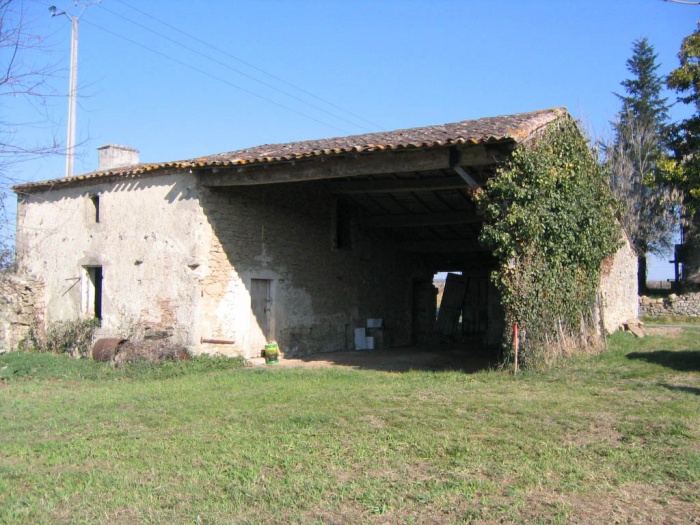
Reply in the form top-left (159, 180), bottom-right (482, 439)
top-left (83, 265), bottom-right (103, 320)
top-left (434, 272), bottom-right (488, 339)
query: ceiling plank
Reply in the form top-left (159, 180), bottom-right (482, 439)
top-left (369, 211), bottom-right (481, 228)
top-left (399, 239), bottom-right (485, 253)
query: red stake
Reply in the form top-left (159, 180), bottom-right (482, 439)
top-left (513, 324), bottom-right (519, 375)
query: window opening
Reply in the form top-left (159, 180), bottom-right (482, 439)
top-left (332, 198), bottom-right (353, 250)
top-left (90, 195), bottom-right (100, 223)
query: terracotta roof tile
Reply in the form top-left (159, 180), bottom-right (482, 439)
top-left (13, 107), bottom-right (567, 192)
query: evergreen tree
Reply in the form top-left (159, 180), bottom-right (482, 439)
top-left (666, 25), bottom-right (700, 287)
top-left (617, 38), bottom-right (669, 132)
top-left (606, 38), bottom-right (679, 294)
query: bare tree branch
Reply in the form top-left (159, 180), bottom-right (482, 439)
top-left (0, 0), bottom-right (64, 269)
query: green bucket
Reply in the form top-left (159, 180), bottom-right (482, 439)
top-left (264, 342), bottom-right (279, 364)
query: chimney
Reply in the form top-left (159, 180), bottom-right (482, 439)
top-left (97, 144), bottom-right (140, 171)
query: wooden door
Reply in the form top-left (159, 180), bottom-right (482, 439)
top-left (250, 279), bottom-right (272, 352)
top-left (412, 279), bottom-right (438, 344)
top-left (462, 276), bottom-right (488, 335)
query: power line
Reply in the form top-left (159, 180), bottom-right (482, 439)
top-left (111, 0), bottom-right (386, 131)
top-left (97, 2), bottom-right (375, 133)
top-left (81, 18), bottom-right (352, 135)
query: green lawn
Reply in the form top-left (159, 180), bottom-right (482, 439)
top-left (1, 330), bottom-right (699, 524)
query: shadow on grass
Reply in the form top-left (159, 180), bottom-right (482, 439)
top-left (658, 383), bottom-right (700, 396)
top-left (626, 350), bottom-right (700, 372)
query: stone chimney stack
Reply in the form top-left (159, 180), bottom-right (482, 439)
top-left (97, 144), bottom-right (140, 171)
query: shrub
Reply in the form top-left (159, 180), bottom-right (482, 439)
top-left (114, 339), bottom-right (190, 366)
top-left (19, 319), bottom-right (100, 358)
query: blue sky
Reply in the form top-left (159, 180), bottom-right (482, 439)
top-left (4, 0), bottom-right (698, 278)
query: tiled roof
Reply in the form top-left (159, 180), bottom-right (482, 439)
top-left (13, 107), bottom-right (567, 192)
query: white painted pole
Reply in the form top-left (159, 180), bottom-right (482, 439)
top-left (52, 2), bottom-right (99, 178)
top-left (65, 15), bottom-right (78, 178)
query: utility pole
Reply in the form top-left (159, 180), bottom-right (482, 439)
top-left (50, 2), bottom-right (100, 178)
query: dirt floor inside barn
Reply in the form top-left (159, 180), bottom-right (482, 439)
top-left (250, 339), bottom-right (499, 372)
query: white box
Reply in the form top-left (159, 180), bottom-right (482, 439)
top-left (354, 328), bottom-right (367, 350)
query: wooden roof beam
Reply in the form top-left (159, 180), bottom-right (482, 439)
top-left (200, 143), bottom-right (509, 187)
top-left (328, 176), bottom-right (468, 195)
top-left (453, 165), bottom-right (481, 189)
top-left (201, 148), bottom-right (452, 187)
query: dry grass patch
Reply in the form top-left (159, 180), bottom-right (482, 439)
top-left (545, 483), bottom-right (700, 525)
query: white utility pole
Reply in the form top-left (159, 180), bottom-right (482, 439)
top-left (50, 2), bottom-right (100, 178)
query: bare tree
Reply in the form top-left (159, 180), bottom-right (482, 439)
top-left (0, 0), bottom-right (61, 269)
top-left (605, 113), bottom-right (681, 293)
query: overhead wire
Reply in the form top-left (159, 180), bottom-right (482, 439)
top-left (96, 2), bottom-right (375, 134)
top-left (80, 18), bottom-right (353, 135)
top-left (110, 0), bottom-right (386, 131)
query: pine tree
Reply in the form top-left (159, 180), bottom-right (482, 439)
top-left (606, 38), bottom-right (679, 294)
top-left (617, 39), bottom-right (669, 132)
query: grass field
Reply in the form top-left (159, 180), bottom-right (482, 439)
top-left (1, 329), bottom-right (699, 524)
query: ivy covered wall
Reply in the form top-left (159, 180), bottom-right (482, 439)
top-left (475, 117), bottom-right (622, 366)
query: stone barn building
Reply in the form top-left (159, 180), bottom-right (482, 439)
top-left (11, 108), bottom-right (638, 358)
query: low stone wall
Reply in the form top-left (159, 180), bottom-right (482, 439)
top-left (0, 273), bottom-right (44, 352)
top-left (640, 293), bottom-right (700, 318)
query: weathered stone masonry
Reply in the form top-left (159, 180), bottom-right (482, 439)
top-left (14, 173), bottom-right (422, 358)
top-left (640, 293), bottom-right (700, 318)
top-left (15, 172), bottom-right (205, 347)
top-left (0, 273), bottom-right (44, 352)
top-left (199, 181), bottom-right (419, 357)
top-left (598, 233), bottom-right (639, 333)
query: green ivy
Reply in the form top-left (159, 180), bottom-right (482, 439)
top-left (475, 117), bottom-right (621, 367)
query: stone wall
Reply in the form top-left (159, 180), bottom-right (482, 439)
top-left (598, 233), bottom-right (639, 333)
top-left (15, 171), bottom-right (205, 347)
top-left (199, 181), bottom-right (420, 358)
top-left (16, 173), bottom-right (427, 359)
top-left (0, 273), bottom-right (44, 352)
top-left (640, 293), bottom-right (700, 318)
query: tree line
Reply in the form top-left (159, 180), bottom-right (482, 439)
top-left (607, 27), bottom-right (700, 293)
